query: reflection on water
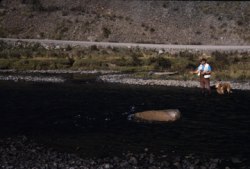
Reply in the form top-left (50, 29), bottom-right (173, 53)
top-left (0, 74), bottom-right (250, 158)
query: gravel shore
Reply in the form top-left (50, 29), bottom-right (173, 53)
top-left (0, 69), bottom-right (250, 90)
top-left (0, 136), bottom-right (249, 169)
top-left (99, 74), bottom-right (250, 90)
top-left (0, 75), bottom-right (65, 83)
top-left (0, 69), bottom-right (118, 75)
top-left (0, 69), bottom-right (118, 83)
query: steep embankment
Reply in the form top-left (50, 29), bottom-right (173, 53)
top-left (0, 0), bottom-right (250, 45)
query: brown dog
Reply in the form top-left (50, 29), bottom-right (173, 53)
top-left (215, 82), bottom-right (232, 94)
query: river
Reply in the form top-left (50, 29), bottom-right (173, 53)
top-left (0, 73), bottom-right (249, 159)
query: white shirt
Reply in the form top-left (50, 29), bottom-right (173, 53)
top-left (197, 63), bottom-right (211, 78)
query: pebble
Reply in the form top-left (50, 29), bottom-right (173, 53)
top-left (103, 163), bottom-right (111, 169)
top-left (231, 157), bottom-right (242, 164)
top-left (0, 75), bottom-right (65, 83)
top-left (0, 69), bottom-right (118, 83)
top-left (99, 74), bottom-right (250, 90)
top-left (1, 70), bottom-right (249, 90)
top-left (0, 69), bottom-right (118, 75)
top-left (0, 136), bottom-right (249, 169)
top-left (129, 157), bottom-right (138, 165)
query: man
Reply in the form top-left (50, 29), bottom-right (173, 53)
top-left (191, 58), bottom-right (212, 95)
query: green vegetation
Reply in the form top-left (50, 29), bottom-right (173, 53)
top-left (0, 41), bottom-right (249, 80)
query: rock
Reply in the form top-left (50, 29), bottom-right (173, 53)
top-left (148, 166), bottom-right (158, 169)
top-left (231, 157), bottom-right (241, 164)
top-left (209, 163), bottom-right (217, 169)
top-left (21, 136), bottom-right (28, 142)
top-left (0, 136), bottom-right (248, 169)
top-left (149, 153), bottom-right (154, 164)
top-left (160, 161), bottom-right (170, 167)
top-left (103, 163), bottom-right (111, 169)
top-left (113, 156), bottom-right (119, 163)
top-left (173, 162), bottom-right (181, 169)
top-left (120, 161), bottom-right (129, 167)
top-left (129, 157), bottom-right (138, 165)
top-left (10, 145), bottom-right (16, 151)
top-left (189, 166), bottom-right (195, 169)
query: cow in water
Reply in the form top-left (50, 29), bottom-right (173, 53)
top-left (130, 109), bottom-right (181, 122)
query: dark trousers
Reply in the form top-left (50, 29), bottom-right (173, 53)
top-left (200, 77), bottom-right (211, 94)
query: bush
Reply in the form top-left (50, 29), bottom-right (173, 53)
top-left (102, 27), bottom-right (111, 38)
top-left (130, 54), bottom-right (142, 66)
top-left (65, 45), bottom-right (72, 51)
top-left (9, 50), bottom-right (22, 59)
top-left (12, 59), bottom-right (35, 70)
top-left (50, 59), bottom-right (72, 69)
top-left (90, 45), bottom-right (98, 51)
top-left (35, 60), bottom-right (51, 70)
top-left (150, 28), bottom-right (155, 33)
top-left (0, 59), bottom-right (11, 69)
top-left (0, 27), bottom-right (7, 38)
top-left (22, 0), bottom-right (45, 11)
top-left (147, 57), bottom-right (171, 70)
top-left (211, 51), bottom-right (229, 64)
top-left (185, 63), bottom-right (197, 70)
top-left (177, 50), bottom-right (197, 61)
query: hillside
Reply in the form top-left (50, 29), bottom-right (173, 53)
top-left (0, 0), bottom-right (250, 45)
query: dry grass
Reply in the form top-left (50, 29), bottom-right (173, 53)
top-left (0, 41), bottom-right (249, 80)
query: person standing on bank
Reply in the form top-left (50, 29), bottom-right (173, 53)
top-left (191, 58), bottom-right (212, 95)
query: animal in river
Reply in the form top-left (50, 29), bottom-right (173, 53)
top-left (215, 82), bottom-right (232, 94)
top-left (131, 109), bottom-right (181, 122)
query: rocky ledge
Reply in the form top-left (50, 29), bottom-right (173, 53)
top-left (0, 136), bottom-right (248, 169)
top-left (99, 74), bottom-right (250, 90)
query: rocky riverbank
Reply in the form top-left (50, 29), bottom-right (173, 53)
top-left (0, 75), bottom-right (65, 83)
top-left (0, 69), bottom-right (118, 75)
top-left (99, 74), bottom-right (250, 90)
top-left (0, 136), bottom-right (248, 169)
top-left (0, 69), bottom-right (118, 83)
top-left (0, 69), bottom-right (250, 90)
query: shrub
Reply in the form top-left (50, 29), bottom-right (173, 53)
top-left (147, 57), bottom-right (171, 70)
top-left (31, 43), bottom-right (42, 51)
top-left (35, 60), bottom-right (51, 70)
top-left (0, 27), bottom-right (7, 38)
top-left (130, 54), bottom-right (141, 66)
top-left (0, 59), bottom-right (11, 69)
top-left (54, 59), bottom-right (73, 69)
top-left (150, 28), bottom-right (155, 33)
top-left (163, 3), bottom-right (168, 8)
top-left (90, 45), bottom-right (98, 51)
top-left (185, 63), bottom-right (197, 70)
top-left (12, 59), bottom-right (35, 70)
top-left (62, 10), bottom-right (69, 16)
top-left (211, 51), bottom-right (229, 63)
top-left (9, 50), bottom-right (22, 59)
top-left (65, 45), bottom-right (72, 51)
top-left (22, 0), bottom-right (45, 11)
top-left (102, 27), bottom-right (111, 38)
top-left (177, 50), bottom-right (196, 61)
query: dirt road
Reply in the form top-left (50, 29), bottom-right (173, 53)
top-left (1, 38), bottom-right (250, 51)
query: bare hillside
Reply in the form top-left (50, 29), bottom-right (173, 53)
top-left (0, 0), bottom-right (250, 45)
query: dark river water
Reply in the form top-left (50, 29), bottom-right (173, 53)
top-left (0, 73), bottom-right (250, 158)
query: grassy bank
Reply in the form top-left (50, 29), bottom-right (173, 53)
top-left (0, 41), bottom-right (250, 81)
